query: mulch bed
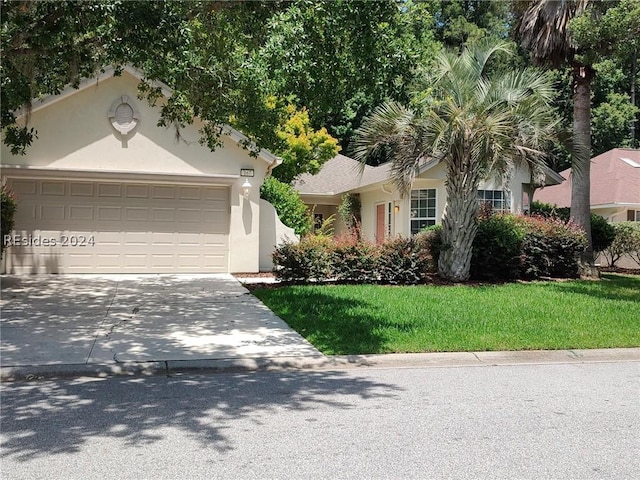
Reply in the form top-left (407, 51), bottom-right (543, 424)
top-left (236, 267), bottom-right (639, 292)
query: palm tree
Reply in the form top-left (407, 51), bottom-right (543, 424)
top-left (516, 0), bottom-right (599, 277)
top-left (353, 41), bottom-right (558, 282)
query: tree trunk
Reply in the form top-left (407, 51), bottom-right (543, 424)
top-left (570, 63), bottom-right (599, 278)
top-left (438, 159), bottom-right (480, 282)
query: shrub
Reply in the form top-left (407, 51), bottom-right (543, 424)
top-left (1, 185), bottom-right (17, 258)
top-left (601, 222), bottom-right (640, 267)
top-left (332, 234), bottom-right (378, 283)
top-left (530, 200), bottom-right (614, 253)
top-left (471, 214), bottom-right (526, 280)
top-left (272, 235), bottom-right (333, 282)
top-left (590, 214), bottom-right (616, 254)
top-left (376, 236), bottom-right (431, 285)
top-left (418, 225), bottom-right (442, 274)
top-left (260, 176), bottom-right (312, 236)
top-left (517, 216), bottom-right (587, 278)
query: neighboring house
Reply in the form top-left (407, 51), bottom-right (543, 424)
top-left (294, 154), bottom-right (564, 243)
top-left (535, 148), bottom-right (640, 223)
top-left (1, 66), bottom-right (294, 274)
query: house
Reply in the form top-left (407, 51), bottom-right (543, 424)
top-left (534, 148), bottom-right (640, 223)
top-left (294, 154), bottom-right (564, 242)
top-left (1, 67), bottom-right (294, 274)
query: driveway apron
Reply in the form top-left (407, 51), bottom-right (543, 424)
top-left (0, 274), bottom-right (321, 367)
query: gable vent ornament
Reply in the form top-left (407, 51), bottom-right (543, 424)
top-left (108, 96), bottom-right (139, 135)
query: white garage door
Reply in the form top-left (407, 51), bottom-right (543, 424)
top-left (5, 178), bottom-right (230, 273)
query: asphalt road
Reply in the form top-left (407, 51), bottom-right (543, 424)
top-left (1, 362), bottom-right (638, 479)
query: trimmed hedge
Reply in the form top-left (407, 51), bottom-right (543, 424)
top-left (530, 200), bottom-right (615, 253)
top-left (272, 213), bottom-right (588, 284)
top-left (273, 233), bottom-right (435, 285)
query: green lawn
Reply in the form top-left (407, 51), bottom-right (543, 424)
top-left (252, 274), bottom-right (640, 355)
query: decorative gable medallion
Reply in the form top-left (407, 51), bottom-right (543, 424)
top-left (108, 96), bottom-right (139, 135)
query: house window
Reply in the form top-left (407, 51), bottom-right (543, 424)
top-left (628, 210), bottom-right (640, 222)
top-left (477, 190), bottom-right (511, 213)
top-left (410, 189), bottom-right (437, 235)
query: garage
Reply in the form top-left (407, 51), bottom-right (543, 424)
top-left (4, 177), bottom-right (230, 274)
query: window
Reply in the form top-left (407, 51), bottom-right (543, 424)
top-left (477, 190), bottom-right (511, 213)
top-left (629, 210), bottom-right (640, 222)
top-left (410, 189), bottom-right (437, 235)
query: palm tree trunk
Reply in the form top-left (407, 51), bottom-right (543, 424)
top-left (438, 159), bottom-right (480, 282)
top-left (570, 63), bottom-right (598, 278)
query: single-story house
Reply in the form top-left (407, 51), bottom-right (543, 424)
top-left (535, 148), bottom-right (640, 223)
top-left (294, 154), bottom-right (564, 242)
top-left (1, 66), bottom-right (294, 274)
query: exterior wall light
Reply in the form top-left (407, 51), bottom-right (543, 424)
top-left (242, 179), bottom-right (252, 199)
top-left (394, 205), bottom-right (400, 214)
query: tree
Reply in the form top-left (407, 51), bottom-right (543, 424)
top-left (1, 0), bottom-right (338, 182)
top-left (515, 0), bottom-right (607, 277)
top-left (353, 41), bottom-right (558, 282)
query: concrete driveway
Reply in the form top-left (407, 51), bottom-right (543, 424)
top-left (0, 274), bottom-right (321, 369)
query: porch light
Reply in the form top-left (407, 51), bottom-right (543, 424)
top-left (394, 205), bottom-right (400, 214)
top-left (242, 179), bottom-right (252, 199)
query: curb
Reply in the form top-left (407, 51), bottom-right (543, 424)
top-left (2, 348), bottom-right (639, 382)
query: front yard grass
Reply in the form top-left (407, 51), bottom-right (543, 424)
top-left (252, 273), bottom-right (640, 355)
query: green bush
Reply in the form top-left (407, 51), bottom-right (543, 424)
top-left (471, 214), bottom-right (526, 280)
top-left (260, 176), bottom-right (312, 236)
top-left (272, 235), bottom-right (333, 282)
top-left (601, 222), bottom-right (640, 267)
top-left (376, 236), bottom-right (431, 285)
top-left (530, 200), bottom-right (615, 253)
top-left (332, 235), bottom-right (378, 283)
top-left (1, 185), bottom-right (17, 258)
top-left (518, 215), bottom-right (587, 278)
top-left (419, 225), bottom-right (442, 273)
top-left (590, 214), bottom-right (616, 254)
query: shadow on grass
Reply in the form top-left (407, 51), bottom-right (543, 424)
top-left (540, 274), bottom-right (640, 304)
top-left (253, 286), bottom-right (408, 355)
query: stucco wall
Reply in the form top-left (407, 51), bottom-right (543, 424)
top-left (259, 199), bottom-right (298, 272)
top-left (2, 71), bottom-right (271, 273)
top-left (357, 162), bottom-right (530, 242)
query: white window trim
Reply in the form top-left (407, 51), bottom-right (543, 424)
top-left (410, 188), bottom-right (437, 235)
top-left (477, 189), bottom-right (512, 213)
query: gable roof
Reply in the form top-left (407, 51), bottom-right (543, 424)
top-left (295, 153), bottom-right (563, 196)
top-left (14, 65), bottom-right (281, 168)
top-left (535, 148), bottom-right (640, 208)
top-left (294, 154), bottom-right (391, 195)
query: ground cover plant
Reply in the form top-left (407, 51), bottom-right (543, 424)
top-left (252, 274), bottom-right (640, 355)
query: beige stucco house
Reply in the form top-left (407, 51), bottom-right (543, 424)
top-left (1, 67), bottom-right (294, 274)
top-left (295, 154), bottom-right (564, 243)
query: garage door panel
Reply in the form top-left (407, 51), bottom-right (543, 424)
top-left (69, 205), bottom-right (94, 221)
top-left (69, 182), bottom-right (94, 196)
top-left (5, 179), bottom-right (229, 273)
top-left (97, 207), bottom-right (122, 221)
top-left (41, 181), bottom-right (66, 196)
top-left (125, 184), bottom-right (149, 198)
top-left (40, 205), bottom-right (66, 221)
top-left (98, 184), bottom-right (122, 198)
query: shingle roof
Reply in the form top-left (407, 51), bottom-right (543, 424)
top-left (294, 154), bottom-right (391, 195)
top-left (535, 148), bottom-right (640, 207)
